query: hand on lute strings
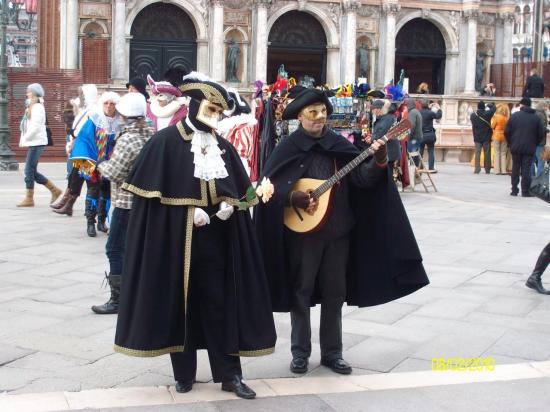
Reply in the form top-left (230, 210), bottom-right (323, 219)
top-left (290, 190), bottom-right (318, 214)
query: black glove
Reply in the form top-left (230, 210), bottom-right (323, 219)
top-left (289, 191), bottom-right (310, 210)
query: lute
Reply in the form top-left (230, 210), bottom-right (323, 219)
top-left (284, 119), bottom-right (412, 233)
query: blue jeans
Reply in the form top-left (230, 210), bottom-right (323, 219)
top-left (531, 146), bottom-right (545, 177)
top-left (105, 207), bottom-right (130, 275)
top-left (24, 145), bottom-right (48, 189)
top-left (420, 141), bottom-right (435, 170)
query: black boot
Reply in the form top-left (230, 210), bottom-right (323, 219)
top-left (85, 199), bottom-right (97, 237)
top-left (91, 273), bottom-right (121, 314)
top-left (97, 197), bottom-right (109, 233)
top-left (526, 244), bottom-right (550, 295)
top-left (221, 375), bottom-right (256, 399)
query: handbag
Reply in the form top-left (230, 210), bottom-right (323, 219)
top-left (45, 114), bottom-right (53, 146)
top-left (529, 165), bottom-right (550, 203)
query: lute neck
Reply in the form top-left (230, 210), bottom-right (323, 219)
top-left (311, 136), bottom-right (388, 199)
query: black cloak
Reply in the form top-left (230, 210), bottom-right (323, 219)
top-left (114, 122), bottom-right (276, 357)
top-left (255, 127), bottom-right (429, 312)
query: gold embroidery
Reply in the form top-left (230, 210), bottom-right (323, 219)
top-left (177, 121), bottom-right (193, 141)
top-left (122, 181), bottom-right (208, 206)
top-left (184, 207), bottom-right (193, 315)
top-left (207, 179), bottom-right (259, 208)
top-left (179, 83), bottom-right (229, 110)
top-left (114, 344), bottom-right (184, 357)
top-left (230, 347), bottom-right (276, 357)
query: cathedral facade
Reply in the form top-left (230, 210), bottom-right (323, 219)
top-left (51, 0), bottom-right (522, 95)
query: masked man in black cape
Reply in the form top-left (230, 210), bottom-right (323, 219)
top-left (255, 89), bottom-right (428, 375)
top-left (114, 73), bottom-right (276, 399)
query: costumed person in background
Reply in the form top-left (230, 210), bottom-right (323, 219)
top-left (52, 84), bottom-right (98, 215)
top-left (69, 91), bottom-right (122, 237)
top-left (163, 67), bottom-right (188, 87)
top-left (91, 93), bottom-right (154, 315)
top-left (126, 76), bottom-right (150, 101)
top-left (371, 99), bottom-right (398, 171)
top-left (17, 83), bottom-right (62, 207)
top-left (114, 73), bottom-right (276, 399)
top-left (217, 88), bottom-right (257, 179)
top-left (146, 75), bottom-right (187, 132)
top-left (255, 89), bottom-right (429, 376)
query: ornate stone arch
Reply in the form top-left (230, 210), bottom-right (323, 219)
top-left (266, 3), bottom-right (339, 48)
top-left (125, 0), bottom-right (207, 40)
top-left (80, 20), bottom-right (109, 38)
top-left (395, 11), bottom-right (458, 52)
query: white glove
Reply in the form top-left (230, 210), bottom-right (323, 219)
top-left (193, 208), bottom-right (210, 227)
top-left (216, 201), bottom-right (234, 221)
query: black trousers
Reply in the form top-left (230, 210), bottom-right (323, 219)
top-left (287, 234), bottom-right (349, 362)
top-left (474, 141), bottom-right (491, 173)
top-left (68, 167), bottom-right (110, 200)
top-left (511, 154), bottom-right (534, 195)
top-left (170, 216), bottom-right (241, 383)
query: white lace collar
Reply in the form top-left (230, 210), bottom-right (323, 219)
top-left (186, 118), bottom-right (228, 181)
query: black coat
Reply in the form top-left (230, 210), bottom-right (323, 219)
top-left (505, 107), bottom-right (546, 155)
top-left (419, 108), bottom-right (442, 143)
top-left (470, 104), bottom-right (496, 143)
top-left (254, 127), bottom-right (429, 312)
top-left (114, 124), bottom-right (276, 358)
top-left (373, 113), bottom-right (400, 161)
top-left (523, 75), bottom-right (545, 98)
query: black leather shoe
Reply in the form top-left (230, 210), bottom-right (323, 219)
top-left (510, 192), bottom-right (518, 197)
top-left (290, 357), bottom-right (308, 374)
top-left (175, 379), bottom-right (194, 393)
top-left (221, 375), bottom-right (256, 399)
top-left (526, 272), bottom-right (550, 295)
top-left (87, 222), bottom-right (97, 237)
top-left (321, 358), bottom-right (352, 375)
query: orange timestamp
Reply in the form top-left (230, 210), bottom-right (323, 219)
top-left (431, 357), bottom-right (496, 372)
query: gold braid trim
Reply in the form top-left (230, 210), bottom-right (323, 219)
top-left (179, 83), bottom-right (229, 110)
top-left (114, 344), bottom-right (184, 357)
top-left (177, 121), bottom-right (193, 141)
top-left (207, 179), bottom-right (259, 208)
top-left (121, 181), bottom-right (208, 206)
top-left (184, 207), bottom-right (194, 316)
top-left (230, 347), bottom-right (276, 357)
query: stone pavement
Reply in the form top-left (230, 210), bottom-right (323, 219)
top-left (1, 162), bottom-right (550, 411)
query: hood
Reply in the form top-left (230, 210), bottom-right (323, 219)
top-left (407, 98), bottom-right (417, 111)
top-left (520, 106), bottom-right (536, 114)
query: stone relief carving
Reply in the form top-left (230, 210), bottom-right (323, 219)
top-left (462, 9), bottom-right (479, 22)
top-left (325, 2), bottom-right (341, 28)
top-left (421, 9), bottom-right (431, 20)
top-left (458, 101), bottom-right (472, 125)
top-left (381, 3), bottom-right (400, 16)
top-left (477, 13), bottom-right (496, 26)
top-left (342, 0), bottom-right (360, 12)
top-left (357, 5), bottom-right (380, 18)
top-left (224, 0), bottom-right (253, 9)
top-left (297, 0), bottom-right (307, 11)
top-left (449, 11), bottom-right (460, 38)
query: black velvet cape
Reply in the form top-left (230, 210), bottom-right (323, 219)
top-left (255, 128), bottom-right (429, 312)
top-left (114, 123), bottom-right (276, 357)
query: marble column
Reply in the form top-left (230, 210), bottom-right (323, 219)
top-left (111, 0), bottom-right (127, 81)
top-left (209, 1), bottom-right (224, 81)
top-left (65, 0), bottom-right (79, 69)
top-left (501, 13), bottom-right (515, 64)
top-left (463, 10), bottom-right (478, 94)
top-left (342, 1), bottom-right (358, 84)
top-left (381, 3), bottom-right (399, 85)
top-left (252, 0), bottom-right (269, 83)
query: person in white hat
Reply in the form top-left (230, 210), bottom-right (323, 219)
top-left (91, 93), bottom-right (154, 315)
top-left (146, 74), bottom-right (188, 131)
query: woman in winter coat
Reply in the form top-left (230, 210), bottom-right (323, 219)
top-left (491, 103), bottom-right (510, 175)
top-left (17, 83), bottom-right (62, 207)
top-left (419, 100), bottom-right (442, 172)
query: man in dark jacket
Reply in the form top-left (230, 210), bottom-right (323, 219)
top-left (419, 100), bottom-right (442, 172)
top-left (372, 99), bottom-right (398, 168)
top-left (523, 69), bottom-right (545, 99)
top-left (505, 97), bottom-right (546, 197)
top-left (406, 98), bottom-right (423, 166)
top-left (470, 101), bottom-right (496, 174)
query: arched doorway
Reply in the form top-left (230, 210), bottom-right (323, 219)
top-left (129, 3), bottom-right (197, 80)
top-left (395, 19), bottom-right (446, 94)
top-left (267, 11), bottom-right (327, 85)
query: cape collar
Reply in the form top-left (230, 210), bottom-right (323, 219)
top-left (291, 126), bottom-right (341, 152)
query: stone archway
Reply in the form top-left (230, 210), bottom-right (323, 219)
top-left (128, 2), bottom-right (197, 80)
top-left (395, 12), bottom-right (459, 94)
top-left (267, 11), bottom-right (328, 85)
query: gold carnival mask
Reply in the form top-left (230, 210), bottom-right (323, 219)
top-left (299, 103), bottom-right (327, 122)
top-left (196, 99), bottom-right (225, 129)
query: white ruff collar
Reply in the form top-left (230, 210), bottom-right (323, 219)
top-left (150, 99), bottom-right (183, 118)
top-left (186, 118), bottom-right (228, 181)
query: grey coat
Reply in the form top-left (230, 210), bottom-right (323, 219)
top-left (407, 99), bottom-right (423, 143)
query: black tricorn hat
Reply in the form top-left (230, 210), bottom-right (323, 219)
top-left (126, 77), bottom-right (150, 100)
top-left (179, 73), bottom-right (234, 111)
top-left (282, 89), bottom-right (333, 120)
top-left (367, 89), bottom-right (385, 99)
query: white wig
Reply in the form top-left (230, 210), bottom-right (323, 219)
top-left (100, 91), bottom-right (121, 105)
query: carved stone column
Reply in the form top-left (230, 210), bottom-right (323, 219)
top-left (111, 0), bottom-right (127, 81)
top-left (501, 12), bottom-right (515, 64)
top-left (463, 10), bottom-right (478, 94)
top-left (381, 2), bottom-right (399, 86)
top-left (341, 1), bottom-right (358, 83)
top-left (65, 0), bottom-right (79, 69)
top-left (252, 0), bottom-right (270, 83)
top-left (209, 1), bottom-right (225, 81)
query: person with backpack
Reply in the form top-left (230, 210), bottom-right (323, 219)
top-left (419, 100), bottom-right (442, 172)
top-left (470, 101), bottom-right (496, 174)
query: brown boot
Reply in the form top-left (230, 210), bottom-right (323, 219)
top-left (51, 188), bottom-right (70, 209)
top-left (16, 189), bottom-right (34, 207)
top-left (44, 180), bottom-right (62, 204)
top-left (52, 194), bottom-right (78, 216)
